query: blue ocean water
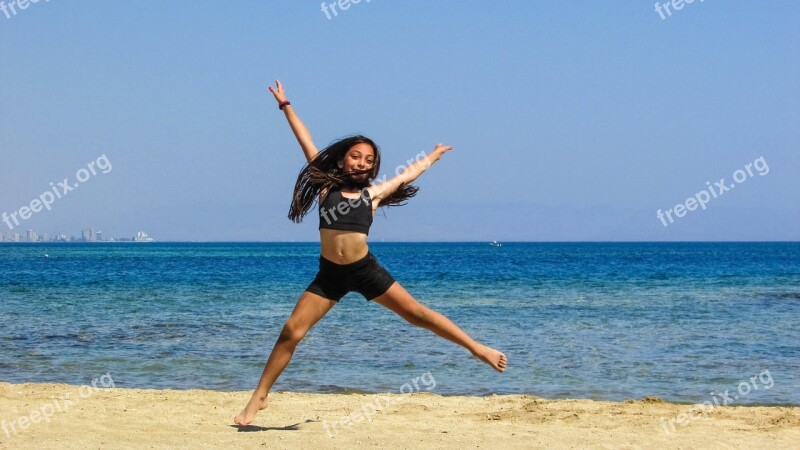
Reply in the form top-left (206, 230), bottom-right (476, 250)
top-left (1, 242), bottom-right (798, 405)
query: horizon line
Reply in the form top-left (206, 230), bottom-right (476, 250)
top-left (2, 240), bottom-right (799, 244)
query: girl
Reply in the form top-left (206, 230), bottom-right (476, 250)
top-left (234, 80), bottom-right (507, 425)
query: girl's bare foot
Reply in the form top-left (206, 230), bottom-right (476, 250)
top-left (472, 344), bottom-right (508, 372)
top-left (234, 394), bottom-right (269, 426)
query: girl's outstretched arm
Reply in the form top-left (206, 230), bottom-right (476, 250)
top-left (268, 80), bottom-right (319, 163)
top-left (371, 143), bottom-right (453, 204)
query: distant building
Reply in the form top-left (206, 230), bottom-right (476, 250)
top-left (96, 231), bottom-right (103, 242)
top-left (82, 229), bottom-right (100, 242)
top-left (134, 231), bottom-right (154, 242)
top-left (27, 230), bottom-right (38, 242)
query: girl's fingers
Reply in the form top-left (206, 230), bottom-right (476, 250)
top-left (267, 80), bottom-right (282, 92)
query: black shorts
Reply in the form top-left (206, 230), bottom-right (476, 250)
top-left (305, 251), bottom-right (396, 302)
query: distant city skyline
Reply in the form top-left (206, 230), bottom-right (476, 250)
top-left (0, 228), bottom-right (154, 243)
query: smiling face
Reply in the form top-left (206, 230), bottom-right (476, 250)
top-left (338, 142), bottom-right (375, 177)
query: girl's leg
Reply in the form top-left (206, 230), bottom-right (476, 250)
top-left (234, 291), bottom-right (337, 425)
top-left (371, 282), bottom-right (507, 372)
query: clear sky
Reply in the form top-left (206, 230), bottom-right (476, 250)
top-left (1, 1), bottom-right (798, 241)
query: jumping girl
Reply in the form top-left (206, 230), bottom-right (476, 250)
top-left (234, 80), bottom-right (507, 425)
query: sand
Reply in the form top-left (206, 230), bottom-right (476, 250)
top-left (0, 382), bottom-right (798, 449)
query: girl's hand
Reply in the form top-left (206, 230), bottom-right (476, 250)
top-left (433, 143), bottom-right (453, 160)
top-left (268, 80), bottom-right (287, 104)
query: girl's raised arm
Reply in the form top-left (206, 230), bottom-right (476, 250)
top-left (371, 144), bottom-right (453, 204)
top-left (268, 80), bottom-right (319, 163)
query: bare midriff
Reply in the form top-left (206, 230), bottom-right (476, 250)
top-left (319, 229), bottom-right (369, 264)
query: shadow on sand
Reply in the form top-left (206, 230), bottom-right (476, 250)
top-left (231, 419), bottom-right (318, 432)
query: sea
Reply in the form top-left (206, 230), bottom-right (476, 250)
top-left (1, 242), bottom-right (798, 405)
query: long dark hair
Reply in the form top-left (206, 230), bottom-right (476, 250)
top-left (289, 135), bottom-right (418, 223)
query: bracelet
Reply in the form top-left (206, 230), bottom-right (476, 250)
top-left (279, 100), bottom-right (291, 110)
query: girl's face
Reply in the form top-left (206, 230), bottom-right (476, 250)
top-left (338, 143), bottom-right (375, 176)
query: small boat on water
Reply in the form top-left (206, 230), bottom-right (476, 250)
top-left (489, 240), bottom-right (502, 247)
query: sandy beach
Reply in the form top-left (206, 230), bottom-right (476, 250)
top-left (0, 382), bottom-right (797, 449)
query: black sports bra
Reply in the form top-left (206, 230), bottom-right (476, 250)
top-left (318, 187), bottom-right (373, 235)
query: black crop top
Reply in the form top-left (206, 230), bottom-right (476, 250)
top-left (318, 187), bottom-right (374, 235)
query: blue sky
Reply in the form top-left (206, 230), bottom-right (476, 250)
top-left (1, 1), bottom-right (798, 241)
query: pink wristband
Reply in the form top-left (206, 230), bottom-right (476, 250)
top-left (279, 100), bottom-right (291, 110)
